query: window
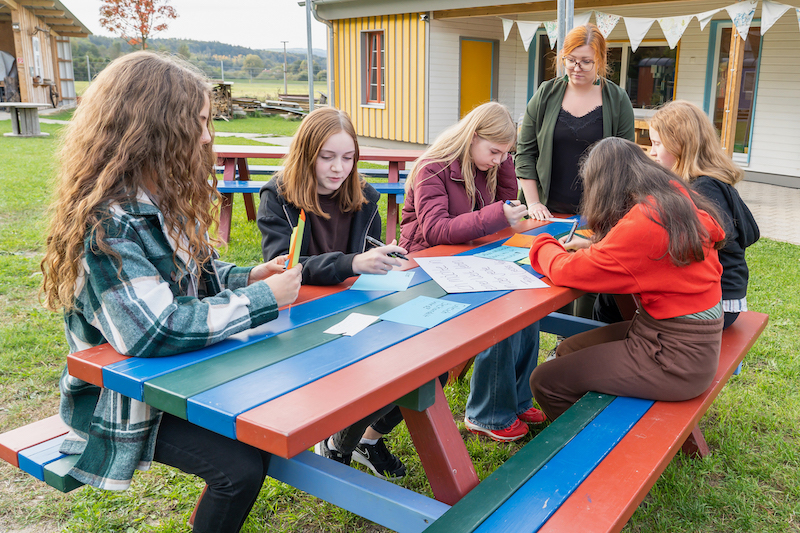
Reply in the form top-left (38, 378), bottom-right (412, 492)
top-left (363, 31), bottom-right (385, 105)
top-left (708, 24), bottom-right (762, 157)
top-left (607, 43), bottom-right (676, 108)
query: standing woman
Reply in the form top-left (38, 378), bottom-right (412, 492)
top-left (40, 52), bottom-right (302, 533)
top-left (401, 102), bottom-right (542, 442)
top-left (516, 23), bottom-right (635, 220)
top-left (528, 138), bottom-right (725, 420)
top-left (649, 100), bottom-right (760, 329)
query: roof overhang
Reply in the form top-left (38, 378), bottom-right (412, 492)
top-left (0, 0), bottom-right (92, 36)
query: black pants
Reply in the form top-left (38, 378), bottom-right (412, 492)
top-left (153, 413), bottom-right (271, 533)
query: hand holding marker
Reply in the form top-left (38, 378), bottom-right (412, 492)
top-left (365, 235), bottom-right (408, 261)
top-left (565, 219), bottom-right (579, 244)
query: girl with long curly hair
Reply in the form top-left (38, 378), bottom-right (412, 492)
top-left (41, 52), bottom-right (301, 533)
top-left (529, 138), bottom-right (726, 420)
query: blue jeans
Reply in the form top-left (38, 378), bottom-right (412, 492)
top-left (465, 322), bottom-right (540, 430)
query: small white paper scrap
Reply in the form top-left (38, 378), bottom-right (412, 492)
top-left (323, 313), bottom-right (380, 336)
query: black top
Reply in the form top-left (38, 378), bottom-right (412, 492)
top-left (306, 193), bottom-right (354, 256)
top-left (548, 105), bottom-right (603, 214)
top-left (691, 176), bottom-right (760, 301)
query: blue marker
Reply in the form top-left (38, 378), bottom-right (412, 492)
top-left (565, 220), bottom-right (580, 243)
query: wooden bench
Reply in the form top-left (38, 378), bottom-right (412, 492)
top-left (424, 310), bottom-right (768, 532)
top-left (212, 168), bottom-right (410, 243)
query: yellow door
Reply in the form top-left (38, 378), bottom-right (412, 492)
top-left (460, 39), bottom-right (494, 118)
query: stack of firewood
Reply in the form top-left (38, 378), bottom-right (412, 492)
top-left (211, 82), bottom-right (233, 120)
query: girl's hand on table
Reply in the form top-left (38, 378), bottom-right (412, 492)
top-left (558, 234), bottom-right (591, 252)
top-left (503, 200), bottom-right (528, 226)
top-left (353, 240), bottom-right (406, 275)
top-left (265, 264), bottom-right (302, 306)
top-left (527, 201), bottom-right (552, 221)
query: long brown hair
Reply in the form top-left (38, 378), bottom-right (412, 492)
top-left (580, 137), bottom-right (723, 266)
top-left (649, 100), bottom-right (744, 186)
top-left (561, 23), bottom-right (608, 79)
top-left (406, 102), bottom-right (516, 209)
top-left (41, 51), bottom-right (217, 311)
top-left (278, 107), bottom-right (366, 219)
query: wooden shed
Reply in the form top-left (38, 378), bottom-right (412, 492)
top-left (0, 0), bottom-right (89, 108)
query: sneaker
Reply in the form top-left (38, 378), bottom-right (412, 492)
top-left (464, 417), bottom-right (528, 442)
top-left (518, 406), bottom-right (547, 424)
top-left (353, 438), bottom-right (407, 480)
top-left (546, 335), bottom-right (566, 361)
top-left (314, 438), bottom-right (351, 465)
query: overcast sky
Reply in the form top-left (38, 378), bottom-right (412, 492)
top-left (63, 0), bottom-right (329, 51)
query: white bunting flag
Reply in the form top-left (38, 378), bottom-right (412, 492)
top-left (761, 1), bottom-right (791, 35)
top-left (696, 7), bottom-right (723, 30)
top-left (573, 11), bottom-right (594, 28)
top-left (544, 20), bottom-right (559, 49)
top-left (501, 18), bottom-right (515, 41)
top-left (797, 8), bottom-right (800, 33)
top-left (595, 12), bottom-right (621, 38)
top-left (623, 17), bottom-right (656, 52)
top-left (658, 15), bottom-right (694, 49)
top-left (726, 0), bottom-right (758, 41)
top-left (516, 21), bottom-right (542, 51)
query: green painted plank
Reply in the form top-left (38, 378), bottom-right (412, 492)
top-left (394, 379), bottom-right (436, 412)
top-left (423, 392), bottom-right (616, 533)
top-left (144, 281), bottom-right (447, 419)
top-left (43, 455), bottom-right (84, 493)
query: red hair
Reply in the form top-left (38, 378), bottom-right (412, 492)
top-left (560, 23), bottom-right (608, 78)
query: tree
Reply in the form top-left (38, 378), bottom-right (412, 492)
top-left (177, 42), bottom-right (191, 60)
top-left (242, 54), bottom-right (264, 71)
top-left (99, 0), bottom-right (178, 50)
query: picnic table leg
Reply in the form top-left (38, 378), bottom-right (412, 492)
top-left (237, 158), bottom-right (257, 222)
top-left (681, 424), bottom-right (710, 458)
top-left (222, 157), bottom-right (237, 181)
top-left (218, 193), bottom-right (233, 244)
top-left (400, 378), bottom-right (479, 505)
top-left (385, 162), bottom-right (400, 241)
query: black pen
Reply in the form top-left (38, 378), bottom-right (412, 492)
top-left (565, 220), bottom-right (579, 244)
top-left (365, 235), bottom-right (408, 260)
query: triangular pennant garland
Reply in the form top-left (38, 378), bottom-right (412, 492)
top-left (595, 12), bottom-right (621, 38)
top-left (516, 21), bottom-right (542, 51)
top-left (573, 11), bottom-right (594, 27)
top-left (501, 18), bottom-right (515, 41)
top-left (658, 15), bottom-right (694, 49)
top-left (623, 17), bottom-right (656, 52)
top-left (696, 7), bottom-right (722, 30)
top-left (761, 0), bottom-right (791, 34)
top-left (726, 0), bottom-right (758, 41)
top-left (544, 20), bottom-right (559, 49)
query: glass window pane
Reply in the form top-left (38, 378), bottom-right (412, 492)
top-left (537, 34), bottom-right (558, 87)
top-left (607, 47), bottom-right (623, 87)
top-left (625, 45), bottom-right (676, 108)
top-left (712, 27), bottom-right (760, 154)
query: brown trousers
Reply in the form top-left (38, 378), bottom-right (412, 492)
top-left (530, 308), bottom-right (723, 420)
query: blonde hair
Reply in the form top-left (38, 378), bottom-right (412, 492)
top-left (561, 23), bottom-right (608, 79)
top-left (41, 51), bottom-right (217, 311)
top-left (278, 107), bottom-right (366, 218)
top-left (650, 100), bottom-right (744, 186)
top-left (406, 102), bottom-right (516, 208)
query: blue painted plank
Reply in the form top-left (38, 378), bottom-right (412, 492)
top-left (187, 321), bottom-right (425, 438)
top-left (473, 396), bottom-right (654, 533)
top-left (102, 268), bottom-right (431, 400)
top-left (18, 435), bottom-right (67, 481)
top-left (540, 312), bottom-right (608, 338)
top-left (269, 451), bottom-right (449, 533)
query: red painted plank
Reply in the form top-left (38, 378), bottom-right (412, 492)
top-left (67, 343), bottom-right (130, 387)
top-left (538, 311), bottom-right (768, 533)
top-left (0, 415), bottom-right (70, 468)
top-left (235, 282), bottom-right (581, 459)
top-left (401, 380), bottom-right (480, 505)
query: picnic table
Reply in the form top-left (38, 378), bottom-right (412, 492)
top-left (2, 102), bottom-right (51, 137)
top-left (63, 217), bottom-right (583, 529)
top-left (214, 144), bottom-right (424, 241)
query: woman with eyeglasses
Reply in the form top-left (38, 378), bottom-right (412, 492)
top-left (516, 23), bottom-right (635, 222)
top-left (516, 23), bottom-right (635, 321)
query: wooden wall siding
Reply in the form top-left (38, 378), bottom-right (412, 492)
top-left (428, 17), bottom-right (529, 143)
top-left (333, 14), bottom-right (426, 143)
top-left (8, 6), bottom-right (59, 104)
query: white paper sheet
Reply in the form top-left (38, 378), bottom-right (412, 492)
top-left (415, 256), bottom-right (548, 293)
top-left (323, 313), bottom-right (380, 336)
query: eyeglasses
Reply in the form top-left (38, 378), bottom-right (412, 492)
top-left (563, 57), bottom-right (595, 70)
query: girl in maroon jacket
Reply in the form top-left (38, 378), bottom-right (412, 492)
top-left (401, 102), bottom-right (542, 442)
top-left (529, 137), bottom-right (726, 420)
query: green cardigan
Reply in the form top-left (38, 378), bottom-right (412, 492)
top-left (515, 76), bottom-right (635, 205)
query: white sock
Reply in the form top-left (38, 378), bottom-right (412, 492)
top-left (327, 437), bottom-right (341, 452)
top-left (359, 437), bottom-right (380, 446)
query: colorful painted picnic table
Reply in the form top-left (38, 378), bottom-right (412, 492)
top-left (66, 217), bottom-right (583, 528)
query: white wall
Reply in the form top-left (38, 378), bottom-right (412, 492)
top-left (428, 17), bottom-right (529, 142)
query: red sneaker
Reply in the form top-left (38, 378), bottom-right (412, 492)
top-left (464, 417), bottom-right (528, 442)
top-left (518, 407), bottom-right (547, 424)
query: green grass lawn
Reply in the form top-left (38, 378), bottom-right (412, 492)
top-left (74, 79), bottom-right (325, 101)
top-left (0, 119), bottom-right (798, 532)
